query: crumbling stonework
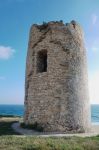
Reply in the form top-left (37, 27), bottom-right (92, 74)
top-left (24, 20), bottom-right (91, 133)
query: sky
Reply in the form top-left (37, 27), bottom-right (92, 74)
top-left (0, 0), bottom-right (99, 104)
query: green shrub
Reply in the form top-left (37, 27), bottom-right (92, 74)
top-left (60, 20), bottom-right (63, 23)
top-left (20, 122), bottom-right (44, 132)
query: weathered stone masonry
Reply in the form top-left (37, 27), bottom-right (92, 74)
top-left (24, 21), bottom-right (91, 133)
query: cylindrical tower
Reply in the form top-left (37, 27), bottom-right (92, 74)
top-left (24, 20), bottom-right (91, 133)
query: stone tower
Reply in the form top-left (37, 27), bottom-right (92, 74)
top-left (24, 20), bottom-right (91, 133)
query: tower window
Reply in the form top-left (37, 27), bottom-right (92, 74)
top-left (37, 50), bottom-right (47, 73)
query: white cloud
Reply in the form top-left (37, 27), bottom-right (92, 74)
top-left (92, 14), bottom-right (98, 25)
top-left (0, 46), bottom-right (15, 60)
top-left (86, 38), bottom-right (99, 53)
top-left (92, 47), bottom-right (98, 52)
top-left (91, 39), bottom-right (99, 52)
top-left (89, 71), bottom-right (99, 104)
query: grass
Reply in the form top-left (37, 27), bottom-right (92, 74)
top-left (0, 136), bottom-right (99, 150)
top-left (0, 114), bottom-right (21, 118)
top-left (0, 116), bottom-right (99, 150)
top-left (0, 115), bottom-right (21, 135)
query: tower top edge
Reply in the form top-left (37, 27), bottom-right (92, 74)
top-left (30, 20), bottom-right (84, 40)
top-left (31, 20), bottom-right (82, 31)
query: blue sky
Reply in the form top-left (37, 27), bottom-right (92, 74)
top-left (0, 0), bottom-right (99, 104)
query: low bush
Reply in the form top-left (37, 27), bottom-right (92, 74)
top-left (20, 122), bottom-right (44, 132)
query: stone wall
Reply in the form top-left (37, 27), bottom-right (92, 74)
top-left (24, 21), bottom-right (91, 133)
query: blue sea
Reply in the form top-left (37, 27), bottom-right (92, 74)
top-left (0, 104), bottom-right (99, 123)
top-left (0, 105), bottom-right (24, 117)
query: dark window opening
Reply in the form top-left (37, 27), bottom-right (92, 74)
top-left (37, 50), bottom-right (47, 73)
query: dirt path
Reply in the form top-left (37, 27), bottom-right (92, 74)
top-left (12, 122), bottom-right (99, 137)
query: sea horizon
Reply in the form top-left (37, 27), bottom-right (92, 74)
top-left (0, 104), bottom-right (99, 123)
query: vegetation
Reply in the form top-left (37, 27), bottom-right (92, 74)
top-left (60, 20), bottom-right (63, 23)
top-left (0, 135), bottom-right (99, 150)
top-left (0, 115), bottom-right (21, 135)
top-left (20, 122), bottom-right (44, 132)
top-left (0, 114), bottom-right (21, 118)
top-left (0, 116), bottom-right (99, 150)
top-left (37, 21), bottom-right (48, 31)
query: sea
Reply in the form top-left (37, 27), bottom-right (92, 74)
top-left (0, 104), bottom-right (99, 123)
